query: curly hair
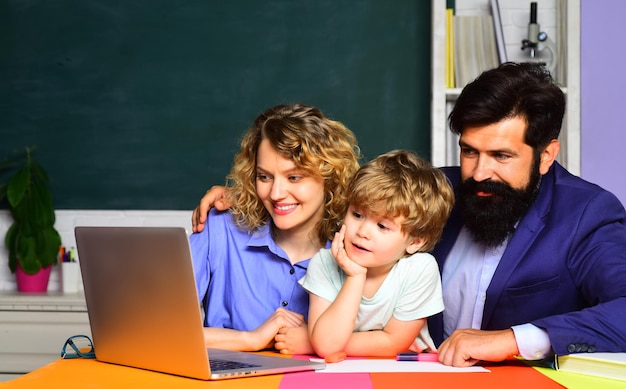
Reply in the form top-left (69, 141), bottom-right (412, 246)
top-left (225, 103), bottom-right (361, 246)
top-left (347, 150), bottom-right (454, 252)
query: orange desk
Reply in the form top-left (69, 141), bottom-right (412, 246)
top-left (0, 358), bottom-right (558, 389)
top-left (2, 356), bottom-right (626, 389)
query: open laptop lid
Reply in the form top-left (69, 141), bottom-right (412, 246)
top-left (75, 226), bottom-right (324, 380)
top-left (75, 226), bottom-right (212, 379)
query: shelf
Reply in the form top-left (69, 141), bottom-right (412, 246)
top-left (0, 292), bottom-right (90, 375)
top-left (0, 291), bottom-right (87, 311)
top-left (431, 0), bottom-right (580, 175)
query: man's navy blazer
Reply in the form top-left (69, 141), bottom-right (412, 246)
top-left (429, 163), bottom-right (626, 355)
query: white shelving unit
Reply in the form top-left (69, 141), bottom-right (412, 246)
top-left (0, 292), bottom-right (90, 381)
top-left (430, 0), bottom-right (580, 175)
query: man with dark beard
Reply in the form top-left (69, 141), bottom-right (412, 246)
top-left (191, 63), bottom-right (626, 367)
top-left (456, 169), bottom-right (539, 247)
top-left (431, 62), bottom-right (626, 367)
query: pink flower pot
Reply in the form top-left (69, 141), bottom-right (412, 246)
top-left (16, 262), bottom-right (52, 293)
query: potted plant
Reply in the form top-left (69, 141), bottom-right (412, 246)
top-left (0, 146), bottom-right (62, 292)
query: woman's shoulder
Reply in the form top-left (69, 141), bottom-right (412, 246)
top-left (207, 208), bottom-right (247, 234)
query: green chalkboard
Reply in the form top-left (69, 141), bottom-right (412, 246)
top-left (0, 1), bottom-right (431, 210)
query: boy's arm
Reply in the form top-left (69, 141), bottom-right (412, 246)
top-left (344, 316), bottom-right (425, 357)
top-left (307, 274), bottom-right (365, 357)
top-left (308, 225), bottom-right (368, 357)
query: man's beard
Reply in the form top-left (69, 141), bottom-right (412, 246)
top-left (457, 163), bottom-right (541, 247)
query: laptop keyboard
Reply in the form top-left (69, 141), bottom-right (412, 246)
top-left (210, 358), bottom-right (261, 371)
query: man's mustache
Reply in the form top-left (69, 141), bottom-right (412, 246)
top-left (463, 178), bottom-right (512, 196)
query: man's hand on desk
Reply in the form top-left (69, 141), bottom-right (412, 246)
top-left (437, 328), bottom-right (519, 367)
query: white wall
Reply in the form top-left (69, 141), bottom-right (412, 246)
top-left (0, 210), bottom-right (191, 292)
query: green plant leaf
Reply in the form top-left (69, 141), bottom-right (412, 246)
top-left (30, 160), bottom-right (50, 185)
top-left (16, 234), bottom-right (40, 275)
top-left (36, 226), bottom-right (61, 268)
top-left (30, 178), bottom-right (55, 227)
top-left (3, 146), bottom-right (61, 275)
top-left (7, 165), bottom-right (29, 208)
top-left (5, 224), bottom-right (18, 273)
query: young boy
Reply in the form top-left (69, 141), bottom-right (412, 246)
top-left (299, 150), bottom-right (454, 357)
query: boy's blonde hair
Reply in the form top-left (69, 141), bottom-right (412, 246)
top-left (225, 103), bottom-right (361, 246)
top-left (347, 150), bottom-right (454, 252)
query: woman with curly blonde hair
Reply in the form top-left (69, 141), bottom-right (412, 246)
top-left (190, 103), bottom-right (361, 354)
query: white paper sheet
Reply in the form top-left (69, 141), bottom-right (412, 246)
top-left (310, 359), bottom-right (490, 373)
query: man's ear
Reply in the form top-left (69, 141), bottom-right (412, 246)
top-left (539, 139), bottom-right (561, 175)
top-left (406, 237), bottom-right (426, 255)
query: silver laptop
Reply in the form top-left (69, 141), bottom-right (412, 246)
top-left (74, 226), bottom-right (324, 380)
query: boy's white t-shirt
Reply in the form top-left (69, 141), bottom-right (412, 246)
top-left (299, 248), bottom-right (444, 352)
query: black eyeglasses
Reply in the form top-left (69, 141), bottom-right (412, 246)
top-left (61, 335), bottom-right (96, 359)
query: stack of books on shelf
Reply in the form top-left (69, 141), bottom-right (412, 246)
top-left (454, 14), bottom-right (499, 88)
top-left (446, 0), bottom-right (506, 89)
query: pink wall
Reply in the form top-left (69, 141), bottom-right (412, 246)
top-left (581, 0), bottom-right (626, 206)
